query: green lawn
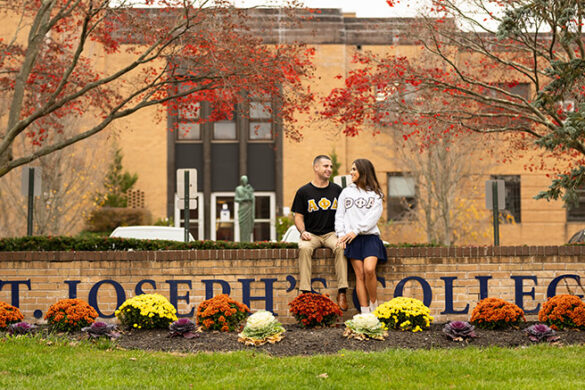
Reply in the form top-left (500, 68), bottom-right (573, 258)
top-left (1, 335), bottom-right (583, 389)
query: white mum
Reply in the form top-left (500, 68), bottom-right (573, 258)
top-left (352, 313), bottom-right (381, 330)
top-left (245, 311), bottom-right (276, 330)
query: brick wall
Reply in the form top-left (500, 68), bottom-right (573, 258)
top-left (1, 247), bottom-right (584, 324)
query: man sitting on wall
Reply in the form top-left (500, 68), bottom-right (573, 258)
top-left (291, 155), bottom-right (348, 310)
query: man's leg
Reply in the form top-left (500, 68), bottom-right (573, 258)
top-left (323, 232), bottom-right (349, 290)
top-left (323, 232), bottom-right (348, 310)
top-left (297, 235), bottom-right (321, 293)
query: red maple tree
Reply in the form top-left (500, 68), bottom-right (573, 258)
top-left (321, 0), bottom-right (585, 202)
top-left (0, 0), bottom-right (315, 178)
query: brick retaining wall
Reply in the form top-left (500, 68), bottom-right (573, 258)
top-left (1, 247), bottom-right (584, 324)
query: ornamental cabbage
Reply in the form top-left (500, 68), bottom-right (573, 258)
top-left (82, 321), bottom-right (120, 339)
top-left (169, 318), bottom-right (198, 339)
top-left (8, 322), bottom-right (36, 336)
top-left (525, 323), bottom-right (560, 343)
top-left (245, 311), bottom-right (277, 331)
top-left (344, 313), bottom-right (387, 340)
top-left (442, 321), bottom-right (477, 341)
top-left (238, 310), bottom-right (285, 345)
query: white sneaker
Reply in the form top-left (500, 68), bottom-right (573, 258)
top-left (360, 306), bottom-right (371, 314)
top-left (369, 300), bottom-right (379, 312)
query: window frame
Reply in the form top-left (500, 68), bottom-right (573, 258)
top-left (490, 174), bottom-right (522, 224)
top-left (174, 82), bottom-right (204, 143)
top-left (248, 98), bottom-right (274, 142)
top-left (567, 185), bottom-right (585, 222)
top-left (387, 172), bottom-right (417, 222)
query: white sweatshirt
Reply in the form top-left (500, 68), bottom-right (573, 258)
top-left (335, 184), bottom-right (383, 237)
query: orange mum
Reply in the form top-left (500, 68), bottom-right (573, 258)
top-left (45, 298), bottom-right (98, 332)
top-left (539, 295), bottom-right (585, 330)
top-left (0, 301), bottom-right (24, 329)
top-left (288, 292), bottom-right (342, 328)
top-left (470, 297), bottom-right (525, 330)
top-left (196, 294), bottom-right (249, 332)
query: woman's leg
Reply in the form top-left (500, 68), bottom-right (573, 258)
top-left (363, 256), bottom-right (379, 305)
top-left (350, 258), bottom-right (369, 309)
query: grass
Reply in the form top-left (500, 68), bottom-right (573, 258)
top-left (1, 334), bottom-right (584, 389)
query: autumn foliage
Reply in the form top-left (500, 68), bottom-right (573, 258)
top-left (0, 1), bottom-right (315, 177)
top-left (0, 301), bottom-right (24, 329)
top-left (322, 0), bottom-right (585, 200)
top-left (538, 295), bottom-right (585, 331)
top-left (45, 298), bottom-right (98, 332)
top-left (196, 294), bottom-right (250, 332)
top-left (470, 298), bottom-right (526, 330)
top-left (288, 292), bottom-right (342, 328)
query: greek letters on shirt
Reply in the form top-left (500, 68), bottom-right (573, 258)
top-left (344, 197), bottom-right (375, 209)
top-left (307, 197), bottom-right (338, 213)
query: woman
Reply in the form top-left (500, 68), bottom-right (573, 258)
top-left (335, 159), bottom-right (387, 313)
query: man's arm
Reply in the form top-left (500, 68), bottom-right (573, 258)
top-left (294, 213), bottom-right (312, 241)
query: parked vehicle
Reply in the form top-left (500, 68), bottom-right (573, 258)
top-left (568, 228), bottom-right (585, 244)
top-left (280, 225), bottom-right (389, 245)
top-left (110, 226), bottom-right (194, 242)
top-left (280, 226), bottom-right (301, 243)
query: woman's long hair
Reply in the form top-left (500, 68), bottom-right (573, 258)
top-left (353, 158), bottom-right (384, 198)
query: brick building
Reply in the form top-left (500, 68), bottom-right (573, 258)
top-left (1, 8), bottom-right (582, 244)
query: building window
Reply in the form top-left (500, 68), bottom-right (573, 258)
top-left (210, 192), bottom-right (276, 241)
top-left (253, 194), bottom-right (273, 241)
top-left (213, 120), bottom-right (237, 140)
top-left (176, 82), bottom-right (201, 141)
top-left (375, 83), bottom-right (419, 127)
top-left (211, 105), bottom-right (237, 140)
top-left (491, 175), bottom-right (521, 223)
top-left (212, 194), bottom-right (236, 240)
top-left (249, 100), bottom-right (273, 140)
top-left (178, 122), bottom-right (200, 140)
top-left (387, 173), bottom-right (416, 221)
top-left (567, 186), bottom-right (585, 221)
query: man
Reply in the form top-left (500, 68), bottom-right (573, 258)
top-left (291, 155), bottom-right (348, 310)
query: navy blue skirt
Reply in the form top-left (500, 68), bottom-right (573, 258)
top-left (344, 234), bottom-right (387, 263)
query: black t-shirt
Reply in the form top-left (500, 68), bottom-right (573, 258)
top-left (291, 182), bottom-right (342, 235)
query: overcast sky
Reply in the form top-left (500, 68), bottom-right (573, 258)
top-left (234, 0), bottom-right (429, 17)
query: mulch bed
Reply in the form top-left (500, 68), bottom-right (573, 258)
top-left (113, 322), bottom-right (585, 356)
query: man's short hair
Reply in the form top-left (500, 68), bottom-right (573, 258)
top-left (313, 155), bottom-right (331, 166)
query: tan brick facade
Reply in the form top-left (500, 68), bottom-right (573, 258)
top-left (1, 248), bottom-right (583, 324)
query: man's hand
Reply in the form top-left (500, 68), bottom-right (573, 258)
top-left (300, 231), bottom-right (312, 241)
top-left (337, 232), bottom-right (356, 248)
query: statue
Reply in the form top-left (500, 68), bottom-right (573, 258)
top-left (235, 175), bottom-right (255, 242)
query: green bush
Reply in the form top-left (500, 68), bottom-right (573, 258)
top-left (0, 236), bottom-right (298, 251)
top-left (0, 236), bottom-right (444, 252)
top-left (86, 207), bottom-right (152, 233)
top-left (276, 216), bottom-right (294, 241)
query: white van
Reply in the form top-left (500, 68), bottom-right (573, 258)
top-left (109, 226), bottom-right (195, 242)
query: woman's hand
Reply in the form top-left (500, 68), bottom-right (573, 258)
top-left (337, 232), bottom-right (356, 248)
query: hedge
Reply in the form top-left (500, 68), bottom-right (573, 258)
top-left (0, 236), bottom-right (298, 252)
